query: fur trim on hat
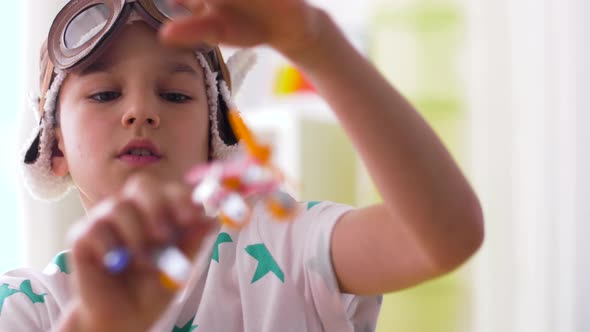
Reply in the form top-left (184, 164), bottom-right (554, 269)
top-left (21, 69), bottom-right (75, 201)
top-left (226, 49), bottom-right (257, 95)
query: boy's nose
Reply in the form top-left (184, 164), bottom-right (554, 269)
top-left (121, 107), bottom-right (161, 128)
top-left (122, 115), bottom-right (160, 127)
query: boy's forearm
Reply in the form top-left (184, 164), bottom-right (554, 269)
top-left (281, 10), bottom-right (483, 267)
top-left (54, 303), bottom-right (84, 332)
top-left (54, 302), bottom-right (121, 332)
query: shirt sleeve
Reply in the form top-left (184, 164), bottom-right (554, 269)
top-left (0, 261), bottom-right (71, 331)
top-left (299, 201), bottom-right (382, 331)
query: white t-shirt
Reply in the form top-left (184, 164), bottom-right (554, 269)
top-left (0, 201), bottom-right (382, 331)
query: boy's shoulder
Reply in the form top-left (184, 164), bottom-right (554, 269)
top-left (232, 198), bottom-right (354, 253)
top-left (250, 198), bottom-right (354, 247)
top-left (0, 251), bottom-right (72, 331)
top-left (193, 198), bottom-right (355, 293)
top-left (202, 198), bottom-right (355, 299)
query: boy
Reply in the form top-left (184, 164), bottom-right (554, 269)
top-left (2, 0), bottom-right (484, 330)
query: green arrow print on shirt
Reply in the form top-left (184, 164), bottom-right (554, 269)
top-left (212, 233), bottom-right (233, 263)
top-left (172, 315), bottom-right (197, 332)
top-left (0, 280), bottom-right (47, 315)
top-left (245, 244), bottom-right (285, 284)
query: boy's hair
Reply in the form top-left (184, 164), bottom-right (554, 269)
top-left (21, 34), bottom-right (256, 201)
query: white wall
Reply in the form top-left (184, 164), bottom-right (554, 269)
top-left (18, 0), bottom-right (84, 268)
top-left (0, 2), bottom-right (25, 273)
top-left (466, 0), bottom-right (516, 329)
top-left (573, 1), bottom-right (590, 330)
top-left (468, 0), bottom-right (583, 330)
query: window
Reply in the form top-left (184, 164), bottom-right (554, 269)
top-left (0, 2), bottom-right (24, 273)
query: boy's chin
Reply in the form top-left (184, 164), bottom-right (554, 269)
top-left (121, 165), bottom-right (184, 184)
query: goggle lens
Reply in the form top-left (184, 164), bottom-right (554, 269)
top-left (152, 0), bottom-right (192, 19)
top-left (64, 4), bottom-right (110, 49)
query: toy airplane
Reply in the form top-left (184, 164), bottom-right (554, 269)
top-left (186, 109), bottom-right (299, 229)
top-left (104, 109), bottom-right (298, 289)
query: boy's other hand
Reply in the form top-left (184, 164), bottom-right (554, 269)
top-left (159, 0), bottom-right (326, 58)
top-left (59, 174), bottom-right (216, 332)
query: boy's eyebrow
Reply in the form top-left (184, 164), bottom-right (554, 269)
top-left (76, 61), bottom-right (200, 77)
top-left (167, 62), bottom-right (201, 78)
top-left (78, 60), bottom-right (113, 76)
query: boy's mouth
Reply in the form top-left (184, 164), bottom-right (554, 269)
top-left (125, 148), bottom-right (158, 157)
top-left (117, 139), bottom-right (162, 166)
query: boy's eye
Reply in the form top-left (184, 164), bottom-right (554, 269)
top-left (90, 91), bottom-right (121, 102)
top-left (161, 92), bottom-right (193, 103)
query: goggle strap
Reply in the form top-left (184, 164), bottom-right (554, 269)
top-left (214, 47), bottom-right (232, 92)
top-left (39, 56), bottom-right (56, 123)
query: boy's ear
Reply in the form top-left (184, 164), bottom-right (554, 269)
top-left (51, 128), bottom-right (69, 177)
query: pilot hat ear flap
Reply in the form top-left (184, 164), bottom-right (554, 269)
top-left (20, 63), bottom-right (75, 201)
top-left (203, 48), bottom-right (257, 160)
top-left (226, 49), bottom-right (257, 96)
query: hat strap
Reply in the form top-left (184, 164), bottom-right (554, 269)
top-left (39, 60), bottom-right (55, 122)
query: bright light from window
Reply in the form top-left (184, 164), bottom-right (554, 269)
top-left (0, 3), bottom-right (23, 273)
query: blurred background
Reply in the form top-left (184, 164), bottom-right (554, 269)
top-left (2, 0), bottom-right (589, 331)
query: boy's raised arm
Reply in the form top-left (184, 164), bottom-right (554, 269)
top-left (283, 11), bottom-right (484, 295)
top-left (162, 0), bottom-right (484, 295)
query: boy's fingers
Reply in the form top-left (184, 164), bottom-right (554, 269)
top-left (71, 218), bottom-right (115, 267)
top-left (161, 183), bottom-right (217, 258)
top-left (70, 217), bottom-right (126, 299)
top-left (160, 15), bottom-right (223, 47)
top-left (176, 0), bottom-right (212, 9)
top-left (177, 221), bottom-right (216, 259)
top-left (160, 8), bottom-right (267, 48)
top-left (68, 199), bottom-right (120, 257)
top-left (186, 0), bottom-right (209, 15)
top-left (162, 183), bottom-right (202, 227)
top-left (121, 175), bottom-right (175, 243)
top-left (104, 200), bottom-right (150, 256)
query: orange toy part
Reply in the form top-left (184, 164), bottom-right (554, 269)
top-left (228, 109), bottom-right (272, 164)
top-left (266, 192), bottom-right (298, 220)
top-left (266, 199), bottom-right (292, 220)
top-left (222, 177), bottom-right (242, 190)
top-left (160, 273), bottom-right (181, 291)
top-left (219, 212), bottom-right (250, 229)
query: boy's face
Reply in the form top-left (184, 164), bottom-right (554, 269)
top-left (54, 22), bottom-right (210, 208)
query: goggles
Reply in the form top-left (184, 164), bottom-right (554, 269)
top-left (47, 0), bottom-right (214, 71)
top-left (38, 0), bottom-right (232, 121)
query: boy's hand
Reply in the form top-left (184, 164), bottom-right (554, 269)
top-left (59, 174), bottom-right (216, 332)
top-left (159, 0), bottom-right (326, 58)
